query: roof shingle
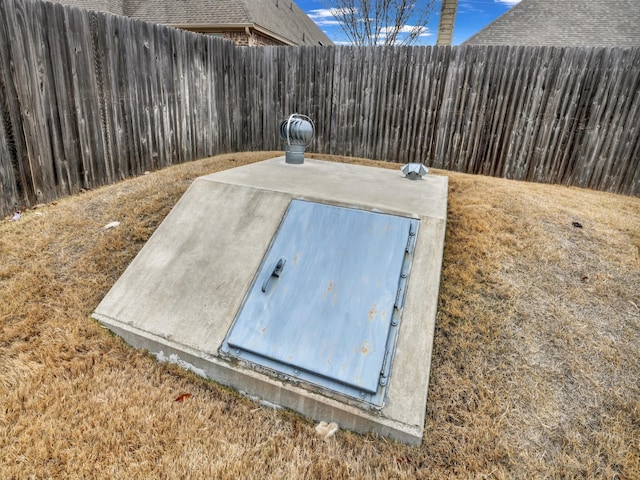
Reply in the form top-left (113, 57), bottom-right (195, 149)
top-left (464, 0), bottom-right (640, 47)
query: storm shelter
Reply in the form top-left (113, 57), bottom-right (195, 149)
top-left (92, 157), bottom-right (448, 445)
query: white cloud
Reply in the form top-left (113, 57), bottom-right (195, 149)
top-left (458, 1), bottom-right (482, 13)
top-left (495, 0), bottom-right (522, 5)
top-left (308, 9), bottom-right (432, 43)
top-left (307, 8), bottom-right (335, 18)
top-left (373, 26), bottom-right (432, 45)
top-left (308, 8), bottom-right (354, 26)
top-left (380, 25), bottom-right (432, 37)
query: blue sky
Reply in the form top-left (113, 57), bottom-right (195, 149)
top-left (297, 0), bottom-right (522, 45)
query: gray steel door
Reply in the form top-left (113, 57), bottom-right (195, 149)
top-left (221, 200), bottom-right (418, 404)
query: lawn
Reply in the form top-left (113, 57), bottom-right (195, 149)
top-left (1, 152), bottom-right (638, 478)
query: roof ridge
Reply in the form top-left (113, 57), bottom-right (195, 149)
top-left (463, 0), bottom-right (530, 45)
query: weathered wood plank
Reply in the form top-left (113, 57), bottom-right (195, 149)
top-left (0, 72), bottom-right (19, 214)
top-left (67, 6), bottom-right (108, 188)
top-left (0, 0), bottom-right (31, 212)
top-left (45, 3), bottom-right (82, 191)
top-left (4, 0), bottom-right (53, 203)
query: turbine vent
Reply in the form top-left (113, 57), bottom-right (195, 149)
top-left (279, 114), bottom-right (315, 164)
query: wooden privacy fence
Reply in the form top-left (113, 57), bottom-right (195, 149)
top-left (1, 0), bottom-right (639, 217)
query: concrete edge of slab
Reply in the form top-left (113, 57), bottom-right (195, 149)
top-left (204, 157), bottom-right (449, 221)
top-left (92, 312), bottom-right (425, 445)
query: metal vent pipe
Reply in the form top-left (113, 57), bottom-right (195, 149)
top-left (401, 163), bottom-right (429, 180)
top-left (279, 114), bottom-right (315, 164)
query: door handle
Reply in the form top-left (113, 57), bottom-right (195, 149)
top-left (261, 257), bottom-right (286, 293)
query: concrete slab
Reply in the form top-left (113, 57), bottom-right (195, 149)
top-left (92, 157), bottom-right (448, 445)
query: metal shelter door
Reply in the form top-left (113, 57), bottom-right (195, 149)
top-left (221, 200), bottom-right (418, 403)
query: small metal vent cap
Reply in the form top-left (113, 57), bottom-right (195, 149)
top-left (279, 114), bottom-right (315, 164)
top-left (401, 163), bottom-right (429, 180)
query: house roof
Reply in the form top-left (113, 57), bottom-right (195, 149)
top-left (464, 0), bottom-right (640, 47)
top-left (50, 0), bottom-right (123, 14)
top-left (49, 0), bottom-right (333, 46)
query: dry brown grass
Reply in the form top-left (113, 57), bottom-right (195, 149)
top-left (1, 151), bottom-right (639, 479)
